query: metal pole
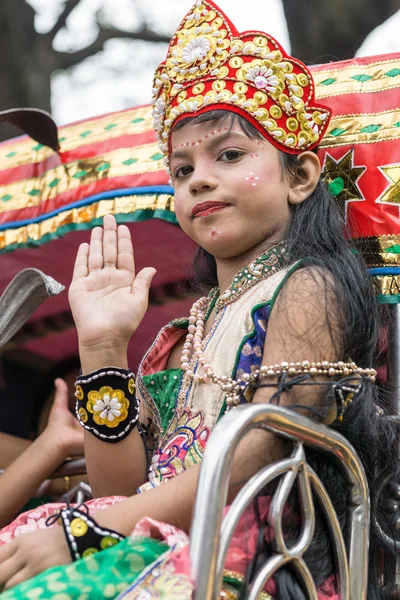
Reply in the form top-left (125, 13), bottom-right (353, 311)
top-left (386, 303), bottom-right (400, 584)
top-left (387, 304), bottom-right (400, 415)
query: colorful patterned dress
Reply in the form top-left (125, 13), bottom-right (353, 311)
top-left (0, 246), bottom-right (339, 599)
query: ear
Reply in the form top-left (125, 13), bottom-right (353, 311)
top-left (287, 151), bottom-right (321, 206)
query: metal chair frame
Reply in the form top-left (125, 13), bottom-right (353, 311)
top-left (189, 404), bottom-right (370, 600)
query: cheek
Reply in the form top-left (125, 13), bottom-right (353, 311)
top-left (244, 171), bottom-right (260, 187)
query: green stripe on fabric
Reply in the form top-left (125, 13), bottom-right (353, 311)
top-left (0, 209), bottom-right (179, 254)
top-left (377, 294), bottom-right (400, 304)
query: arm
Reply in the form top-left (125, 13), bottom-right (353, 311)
top-left (0, 266), bottom-right (344, 591)
top-left (0, 379), bottom-right (84, 528)
top-left (68, 215), bottom-right (156, 497)
top-left (91, 266), bottom-right (344, 534)
top-left (0, 434), bottom-right (31, 469)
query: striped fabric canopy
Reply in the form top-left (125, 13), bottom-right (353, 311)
top-left (0, 53), bottom-right (399, 303)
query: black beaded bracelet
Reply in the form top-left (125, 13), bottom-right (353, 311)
top-left (75, 367), bottom-right (139, 443)
top-left (48, 505), bottom-right (125, 561)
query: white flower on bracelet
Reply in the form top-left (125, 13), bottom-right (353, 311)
top-left (86, 386), bottom-right (130, 428)
top-left (93, 395), bottom-right (122, 422)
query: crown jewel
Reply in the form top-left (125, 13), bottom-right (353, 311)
top-left (152, 0), bottom-right (331, 172)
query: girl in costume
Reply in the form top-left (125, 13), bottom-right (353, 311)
top-left (0, 1), bottom-right (398, 598)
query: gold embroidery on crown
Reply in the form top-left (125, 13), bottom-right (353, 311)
top-left (152, 0), bottom-right (331, 172)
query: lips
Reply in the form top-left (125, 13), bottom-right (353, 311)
top-left (192, 201), bottom-right (229, 218)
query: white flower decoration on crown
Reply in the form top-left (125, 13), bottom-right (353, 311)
top-left (182, 38), bottom-right (211, 63)
top-left (246, 66), bottom-right (279, 93)
top-left (151, 0), bottom-right (331, 173)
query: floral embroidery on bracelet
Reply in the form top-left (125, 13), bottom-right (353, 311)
top-left (148, 408), bottom-right (210, 484)
top-left (86, 386), bottom-right (130, 428)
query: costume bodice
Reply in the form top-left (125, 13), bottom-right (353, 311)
top-left (136, 249), bottom-right (299, 490)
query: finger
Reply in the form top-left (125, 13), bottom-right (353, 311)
top-left (88, 227), bottom-right (104, 272)
top-left (71, 243), bottom-right (89, 281)
top-left (0, 540), bottom-right (16, 566)
top-left (117, 225), bottom-right (135, 275)
top-left (0, 550), bottom-right (21, 590)
top-left (53, 378), bottom-right (69, 409)
top-left (132, 268), bottom-right (157, 301)
top-left (4, 567), bottom-right (32, 590)
top-left (103, 214), bottom-right (118, 268)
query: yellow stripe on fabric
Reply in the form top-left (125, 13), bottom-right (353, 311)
top-left (315, 57), bottom-right (400, 98)
top-left (0, 105), bottom-right (154, 170)
top-left (320, 108), bottom-right (400, 148)
top-left (0, 143), bottom-right (164, 214)
top-left (0, 194), bottom-right (175, 251)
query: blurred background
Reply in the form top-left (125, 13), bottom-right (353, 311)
top-left (1, 0), bottom-right (400, 138)
top-left (0, 0), bottom-right (399, 439)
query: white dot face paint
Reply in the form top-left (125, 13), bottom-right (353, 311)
top-left (245, 172), bottom-right (260, 187)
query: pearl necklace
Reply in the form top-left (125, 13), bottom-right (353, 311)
top-left (179, 245), bottom-right (377, 408)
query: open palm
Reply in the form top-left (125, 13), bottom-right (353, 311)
top-left (69, 215), bottom-right (156, 350)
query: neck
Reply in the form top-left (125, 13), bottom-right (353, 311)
top-left (215, 236), bottom-right (284, 293)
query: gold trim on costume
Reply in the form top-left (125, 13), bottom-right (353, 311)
top-left (0, 144), bottom-right (164, 214)
top-left (314, 57), bottom-right (400, 98)
top-left (320, 108), bottom-right (400, 148)
top-left (353, 235), bottom-right (400, 267)
top-left (374, 275), bottom-right (400, 296)
top-left (0, 194), bottom-right (174, 251)
top-left (0, 106), bottom-right (154, 170)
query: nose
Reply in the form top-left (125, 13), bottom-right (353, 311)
top-left (189, 167), bottom-right (218, 196)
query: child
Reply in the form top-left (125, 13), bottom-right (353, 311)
top-left (0, 1), bottom-right (397, 598)
top-left (0, 379), bottom-right (84, 528)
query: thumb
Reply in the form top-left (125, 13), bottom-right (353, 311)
top-left (132, 267), bottom-right (157, 299)
top-left (52, 378), bottom-right (69, 409)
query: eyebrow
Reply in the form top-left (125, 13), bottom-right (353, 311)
top-left (170, 130), bottom-right (246, 161)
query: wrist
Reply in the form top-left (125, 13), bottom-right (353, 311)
top-left (75, 367), bottom-right (138, 443)
top-left (35, 429), bottom-right (66, 464)
top-left (78, 341), bottom-right (129, 374)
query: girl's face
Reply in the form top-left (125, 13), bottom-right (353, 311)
top-left (170, 118), bottom-right (292, 260)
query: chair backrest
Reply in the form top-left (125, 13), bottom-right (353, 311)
top-left (189, 404), bottom-right (370, 600)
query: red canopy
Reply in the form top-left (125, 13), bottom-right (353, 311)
top-left (1, 53), bottom-right (400, 367)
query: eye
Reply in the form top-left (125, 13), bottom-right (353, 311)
top-left (173, 164), bottom-right (193, 180)
top-left (219, 149), bottom-right (244, 162)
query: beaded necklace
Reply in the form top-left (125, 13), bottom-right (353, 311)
top-left (180, 241), bottom-right (288, 388)
top-left (179, 242), bottom-right (376, 407)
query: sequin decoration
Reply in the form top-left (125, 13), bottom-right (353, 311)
top-left (151, 0), bottom-right (331, 172)
top-left (321, 149), bottom-right (366, 218)
top-left (86, 386), bottom-right (130, 428)
top-left (215, 242), bottom-right (287, 312)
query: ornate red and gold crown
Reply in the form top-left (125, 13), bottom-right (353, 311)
top-left (152, 0), bottom-right (332, 171)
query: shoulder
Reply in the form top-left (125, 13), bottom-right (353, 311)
top-left (274, 265), bottom-right (339, 309)
top-left (266, 264), bottom-right (343, 350)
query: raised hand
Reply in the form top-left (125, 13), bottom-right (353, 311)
top-left (68, 215), bottom-right (156, 371)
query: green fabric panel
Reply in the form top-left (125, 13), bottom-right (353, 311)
top-left (142, 369), bottom-right (182, 431)
top-left (377, 294), bottom-right (400, 304)
top-left (1, 536), bottom-right (168, 600)
top-left (20, 496), bottom-right (53, 513)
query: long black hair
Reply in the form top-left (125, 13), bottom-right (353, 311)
top-left (174, 110), bottom-right (400, 597)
